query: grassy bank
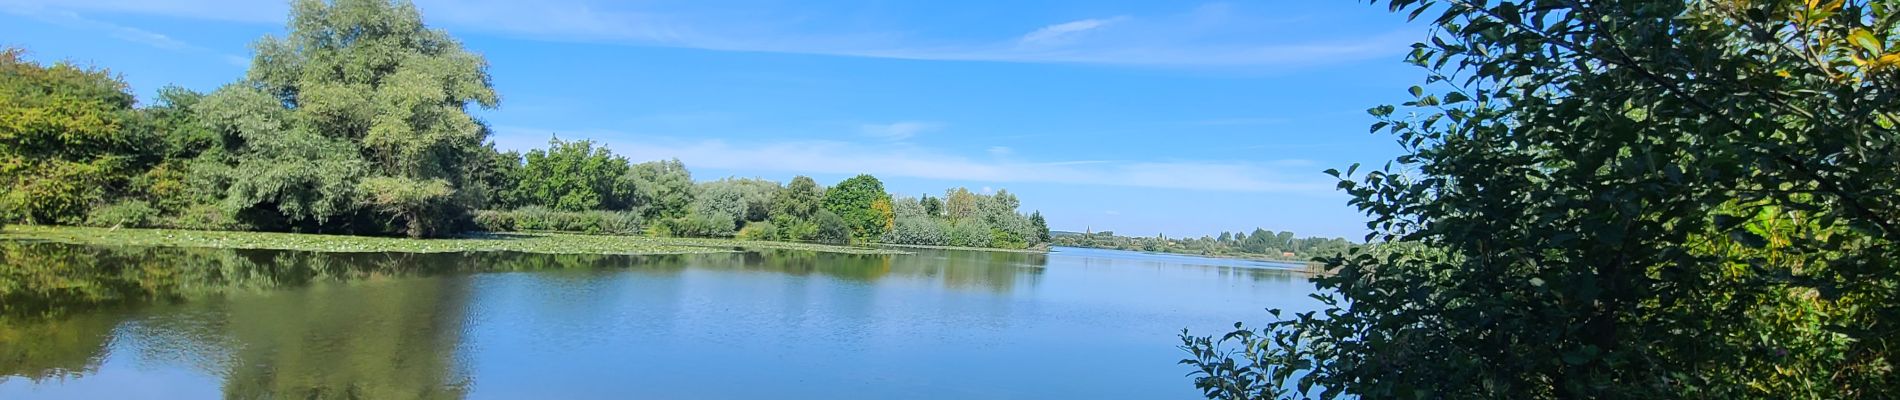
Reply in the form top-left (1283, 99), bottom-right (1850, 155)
top-left (0, 225), bottom-right (908, 256)
top-left (879, 243), bottom-right (1051, 254)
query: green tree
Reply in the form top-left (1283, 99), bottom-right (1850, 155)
top-left (807, 210), bottom-right (851, 245)
top-left (1029, 211), bottom-right (1050, 244)
top-left (943, 187), bottom-right (981, 221)
top-left (883, 215), bottom-right (951, 246)
top-left (771, 176), bottom-right (824, 220)
top-left (920, 195), bottom-right (944, 217)
top-left (512, 138), bottom-right (632, 212)
top-left (1184, 0), bottom-right (1900, 398)
top-left (694, 177), bottom-right (780, 229)
top-left (144, 86), bottom-right (218, 160)
top-left (628, 159), bottom-right (695, 220)
top-left (211, 0), bottom-right (500, 236)
top-left (355, 176), bottom-right (454, 238)
top-left (463, 142), bottom-right (520, 210)
top-left (821, 174), bottom-right (894, 243)
top-left (0, 48), bottom-right (145, 224)
top-left (217, 124), bottom-right (367, 231)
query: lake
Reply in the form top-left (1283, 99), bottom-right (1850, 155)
top-left (0, 241), bottom-right (1321, 399)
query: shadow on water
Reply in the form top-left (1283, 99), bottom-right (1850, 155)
top-left (0, 240), bottom-right (1055, 397)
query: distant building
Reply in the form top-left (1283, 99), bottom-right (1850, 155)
top-left (1282, 252), bottom-right (1296, 258)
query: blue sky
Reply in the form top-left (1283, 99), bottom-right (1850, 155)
top-left (0, 0), bottom-right (1428, 239)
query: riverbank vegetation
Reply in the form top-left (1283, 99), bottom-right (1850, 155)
top-left (0, 225), bottom-right (906, 256)
top-left (1050, 228), bottom-right (1353, 261)
top-left (1183, 0), bottom-right (1900, 398)
top-left (0, 0), bottom-right (1048, 250)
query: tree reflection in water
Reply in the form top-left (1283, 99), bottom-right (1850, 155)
top-left (0, 241), bottom-right (1070, 397)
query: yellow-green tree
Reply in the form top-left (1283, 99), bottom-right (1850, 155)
top-left (821, 174), bottom-right (894, 243)
top-left (0, 48), bottom-right (146, 224)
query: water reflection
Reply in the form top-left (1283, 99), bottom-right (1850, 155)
top-left (0, 241), bottom-right (1054, 392)
top-left (0, 242), bottom-right (1307, 398)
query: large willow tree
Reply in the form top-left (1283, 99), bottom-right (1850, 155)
top-left (202, 0), bottom-right (497, 237)
top-left (1185, 0), bottom-right (1899, 398)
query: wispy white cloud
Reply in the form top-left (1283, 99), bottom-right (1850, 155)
top-left (0, 0), bottom-right (283, 23)
top-left (0, 2), bottom-right (248, 66)
top-left (859, 121), bottom-right (942, 141)
top-left (1017, 17), bottom-right (1126, 47)
top-left (1, 0), bottom-right (1412, 68)
top-left (491, 126), bottom-right (1335, 194)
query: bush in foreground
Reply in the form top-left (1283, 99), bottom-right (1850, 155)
top-left (1182, 1), bottom-right (1900, 398)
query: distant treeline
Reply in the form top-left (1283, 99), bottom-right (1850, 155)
top-left (1051, 229), bottom-right (1354, 260)
top-left (0, 0), bottom-right (1048, 249)
top-left (470, 139), bottom-right (1051, 248)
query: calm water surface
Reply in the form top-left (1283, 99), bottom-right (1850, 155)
top-left (0, 242), bottom-right (1319, 399)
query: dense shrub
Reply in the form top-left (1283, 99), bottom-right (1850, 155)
top-left (1183, 0), bottom-right (1900, 398)
top-left (695, 177), bottom-right (779, 228)
top-left (881, 216), bottom-right (949, 246)
top-left (735, 221), bottom-right (777, 241)
top-left (808, 210), bottom-right (852, 245)
top-left (0, 49), bottom-right (143, 225)
top-left (945, 220), bottom-right (992, 248)
top-left (471, 210), bottom-right (515, 232)
top-left (162, 203), bottom-right (246, 231)
top-left (82, 201), bottom-right (160, 228)
top-left (490, 206), bottom-right (641, 234)
top-left (660, 212), bottom-right (737, 238)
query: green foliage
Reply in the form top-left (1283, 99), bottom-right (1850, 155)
top-left (1184, 0), bottom-right (1900, 398)
top-left (1056, 228), bottom-right (1352, 260)
top-left (190, 0), bottom-right (499, 237)
top-left (629, 159), bottom-right (695, 221)
top-left (735, 220), bottom-right (778, 241)
top-left (882, 216), bottom-right (951, 246)
top-left (0, 7), bottom-right (1058, 249)
top-left (255, 0), bottom-right (497, 177)
top-left (464, 143), bottom-right (521, 210)
top-left (0, 159), bottom-right (115, 225)
top-left (144, 86), bottom-right (217, 160)
top-left (943, 187), bottom-right (980, 220)
top-left (1029, 211), bottom-right (1050, 243)
top-left (878, 190), bottom-right (1049, 249)
top-left (163, 203), bottom-right (247, 231)
top-left (482, 206), bottom-right (641, 235)
top-left (470, 210), bottom-right (514, 232)
top-left (920, 195), bottom-right (943, 217)
top-left (513, 139), bottom-right (633, 212)
top-left (821, 174), bottom-right (894, 243)
top-left (354, 177), bottom-right (457, 238)
top-left (808, 210), bottom-right (852, 245)
top-left (218, 128), bottom-right (367, 230)
top-left (771, 175), bottom-right (824, 220)
top-left (81, 200), bottom-right (159, 229)
top-left (945, 219), bottom-right (993, 248)
top-left (0, 226), bottom-right (903, 259)
top-left (694, 177), bottom-right (780, 229)
top-left (0, 48), bottom-right (143, 224)
top-left (660, 212), bottom-right (738, 238)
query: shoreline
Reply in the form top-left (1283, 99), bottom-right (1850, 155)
top-left (877, 243), bottom-right (1051, 254)
top-left (0, 225), bottom-right (909, 256)
top-left (1052, 244), bottom-right (1320, 264)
